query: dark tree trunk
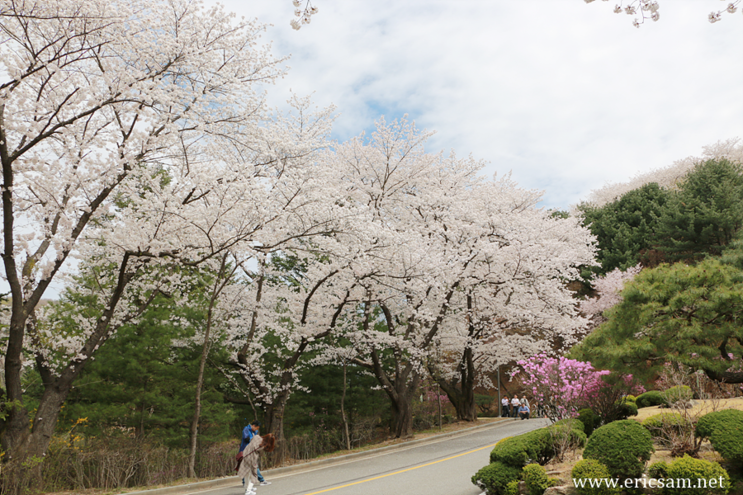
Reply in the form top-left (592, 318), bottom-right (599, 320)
top-left (386, 372), bottom-right (420, 438)
top-left (433, 347), bottom-right (477, 422)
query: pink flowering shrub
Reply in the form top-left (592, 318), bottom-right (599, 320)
top-left (513, 354), bottom-right (645, 423)
top-left (512, 354), bottom-right (610, 422)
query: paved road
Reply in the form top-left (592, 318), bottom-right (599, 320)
top-left (193, 419), bottom-right (548, 495)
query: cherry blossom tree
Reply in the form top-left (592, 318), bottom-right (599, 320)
top-left (324, 119), bottom-right (597, 435)
top-left (580, 264), bottom-right (641, 328)
top-left (581, 138), bottom-right (743, 209)
top-left (584, 0), bottom-right (741, 27)
top-left (290, 0), bottom-right (319, 30)
top-left (0, 0), bottom-right (339, 469)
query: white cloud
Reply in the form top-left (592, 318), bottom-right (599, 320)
top-left (220, 0), bottom-right (743, 208)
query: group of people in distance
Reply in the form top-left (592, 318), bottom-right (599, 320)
top-left (500, 395), bottom-right (533, 420)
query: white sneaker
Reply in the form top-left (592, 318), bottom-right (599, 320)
top-left (260, 481), bottom-right (271, 486)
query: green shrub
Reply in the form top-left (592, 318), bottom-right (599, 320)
top-left (472, 461), bottom-right (522, 495)
top-left (578, 409), bottom-right (598, 437)
top-left (614, 401), bottom-right (638, 420)
top-left (648, 460), bottom-right (669, 479)
top-left (523, 463), bottom-right (551, 495)
top-left (695, 409), bottom-right (743, 467)
top-left (490, 435), bottom-right (531, 467)
top-left (571, 459), bottom-right (619, 495)
top-left (504, 480), bottom-right (520, 495)
top-left (642, 412), bottom-right (692, 439)
top-left (490, 424), bottom-right (586, 468)
top-left (625, 395), bottom-right (637, 404)
top-left (636, 390), bottom-right (666, 408)
top-left (662, 455), bottom-right (730, 494)
top-left (554, 417), bottom-right (584, 432)
top-left (542, 422), bottom-right (587, 463)
top-left (663, 385), bottom-right (693, 405)
top-left (582, 420), bottom-right (654, 482)
top-left (695, 409), bottom-right (743, 438)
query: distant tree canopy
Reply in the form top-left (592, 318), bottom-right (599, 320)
top-left (655, 159), bottom-right (743, 262)
top-left (579, 182), bottom-right (670, 275)
top-left (580, 158), bottom-right (743, 276)
top-left (571, 255), bottom-right (743, 384)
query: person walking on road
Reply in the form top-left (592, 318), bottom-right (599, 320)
top-left (501, 396), bottom-right (510, 417)
top-left (510, 395), bottom-right (521, 418)
top-left (239, 433), bottom-right (276, 495)
top-left (240, 421), bottom-right (271, 487)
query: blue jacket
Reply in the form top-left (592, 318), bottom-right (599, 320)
top-left (240, 426), bottom-right (257, 451)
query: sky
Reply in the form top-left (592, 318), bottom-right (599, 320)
top-left (214, 0), bottom-right (743, 210)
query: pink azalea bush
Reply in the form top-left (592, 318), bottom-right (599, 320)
top-left (512, 354), bottom-right (628, 421)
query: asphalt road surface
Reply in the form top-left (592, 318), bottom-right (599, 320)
top-left (196, 419), bottom-right (548, 495)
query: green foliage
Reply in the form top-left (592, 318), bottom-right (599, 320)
top-left (662, 455), bottom-right (730, 494)
top-left (504, 480), bottom-right (520, 495)
top-left (613, 401), bottom-right (637, 421)
top-left (523, 463), bottom-right (551, 495)
top-left (696, 409), bottom-right (743, 438)
top-left (490, 434), bottom-right (533, 467)
top-left (579, 182), bottom-right (671, 275)
top-left (642, 413), bottom-right (691, 440)
top-left (583, 420), bottom-right (654, 482)
top-left (56, 294), bottom-right (237, 447)
top-left (554, 417), bottom-right (585, 433)
top-left (636, 391), bottom-right (666, 408)
top-left (656, 159), bottom-right (743, 262)
top-left (476, 394), bottom-right (496, 415)
top-left (663, 385), bottom-right (693, 405)
top-left (648, 460), bottom-right (669, 479)
top-left (624, 395), bottom-right (637, 404)
top-left (489, 422), bottom-right (586, 468)
top-left (695, 409), bottom-right (743, 467)
top-left (571, 459), bottom-right (620, 495)
top-left (472, 461), bottom-right (522, 495)
top-left (284, 364), bottom-right (389, 438)
top-left (577, 409), bottom-right (598, 437)
top-left (573, 259), bottom-right (743, 382)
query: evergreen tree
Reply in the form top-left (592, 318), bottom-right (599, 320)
top-left (656, 158), bottom-right (743, 261)
top-left (56, 295), bottom-right (237, 447)
top-left (572, 258), bottom-right (743, 384)
top-left (579, 182), bottom-right (670, 275)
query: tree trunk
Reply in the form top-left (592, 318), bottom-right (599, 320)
top-left (188, 255), bottom-right (228, 479)
top-left (263, 390), bottom-right (289, 464)
top-left (341, 361), bottom-right (351, 450)
top-left (386, 372), bottom-right (420, 438)
top-left (187, 330), bottom-right (209, 479)
top-left (434, 345), bottom-right (477, 422)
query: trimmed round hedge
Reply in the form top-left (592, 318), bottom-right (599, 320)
top-left (582, 419), bottom-right (654, 481)
top-left (663, 385), bottom-right (693, 405)
top-left (695, 409), bottom-right (743, 467)
top-left (472, 461), bottom-right (521, 495)
top-left (642, 412), bottom-right (692, 440)
top-left (489, 422), bottom-right (586, 468)
top-left (523, 463), bottom-right (553, 495)
top-left (662, 455), bottom-right (730, 495)
top-left (571, 459), bottom-right (619, 495)
top-left (636, 390), bottom-right (665, 408)
top-left (504, 480), bottom-right (520, 495)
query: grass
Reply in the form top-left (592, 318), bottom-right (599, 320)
top-left (634, 397), bottom-right (743, 422)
